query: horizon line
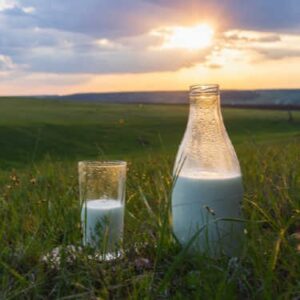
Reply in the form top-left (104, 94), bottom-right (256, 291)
top-left (1, 87), bottom-right (300, 98)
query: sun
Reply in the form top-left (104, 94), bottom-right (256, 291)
top-left (157, 24), bottom-right (214, 50)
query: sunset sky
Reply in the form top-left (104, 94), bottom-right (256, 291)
top-left (1, 0), bottom-right (300, 95)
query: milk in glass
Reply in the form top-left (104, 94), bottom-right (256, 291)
top-left (81, 199), bottom-right (124, 250)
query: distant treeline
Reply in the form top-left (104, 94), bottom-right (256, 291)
top-left (35, 89), bottom-right (300, 109)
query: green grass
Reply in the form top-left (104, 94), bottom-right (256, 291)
top-left (0, 98), bottom-right (300, 299)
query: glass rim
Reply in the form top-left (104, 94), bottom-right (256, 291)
top-left (78, 160), bottom-right (127, 167)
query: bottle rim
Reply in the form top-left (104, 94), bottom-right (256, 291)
top-left (189, 84), bottom-right (219, 96)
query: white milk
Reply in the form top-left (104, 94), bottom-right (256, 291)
top-left (172, 172), bottom-right (244, 256)
top-left (81, 199), bottom-right (124, 254)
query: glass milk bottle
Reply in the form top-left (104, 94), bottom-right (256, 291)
top-left (172, 84), bottom-right (244, 257)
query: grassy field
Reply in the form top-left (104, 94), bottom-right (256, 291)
top-left (0, 98), bottom-right (300, 299)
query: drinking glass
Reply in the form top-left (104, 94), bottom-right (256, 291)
top-left (78, 161), bottom-right (126, 259)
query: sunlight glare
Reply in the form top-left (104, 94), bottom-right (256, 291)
top-left (159, 24), bottom-right (214, 50)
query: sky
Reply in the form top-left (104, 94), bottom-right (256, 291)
top-left (0, 0), bottom-right (300, 95)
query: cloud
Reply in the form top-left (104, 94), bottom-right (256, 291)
top-left (0, 0), bottom-right (35, 15)
top-left (22, 6), bottom-right (34, 14)
top-left (23, 43), bottom-right (210, 74)
top-left (14, 0), bottom-right (174, 38)
top-left (254, 48), bottom-right (300, 60)
top-left (0, 54), bottom-right (18, 70)
top-left (0, 16), bottom-right (212, 74)
top-left (205, 63), bottom-right (222, 69)
top-left (11, 0), bottom-right (299, 40)
top-left (222, 30), bottom-right (300, 60)
top-left (146, 0), bottom-right (300, 32)
top-left (224, 30), bottom-right (282, 43)
top-left (0, 0), bottom-right (300, 82)
top-left (200, 29), bottom-right (300, 70)
top-left (0, 53), bottom-right (27, 84)
top-left (1, 23), bottom-right (300, 76)
top-left (0, 0), bottom-right (16, 11)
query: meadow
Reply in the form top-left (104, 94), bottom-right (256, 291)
top-left (0, 97), bottom-right (300, 299)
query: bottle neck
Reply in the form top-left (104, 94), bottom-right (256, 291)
top-left (189, 84), bottom-right (220, 119)
top-left (185, 86), bottom-right (231, 173)
top-left (188, 91), bottom-right (223, 130)
top-left (173, 84), bottom-right (241, 177)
